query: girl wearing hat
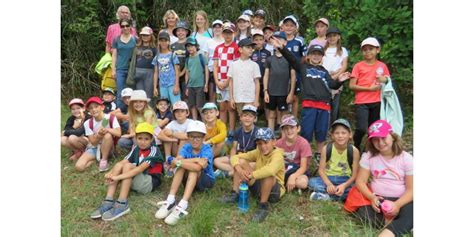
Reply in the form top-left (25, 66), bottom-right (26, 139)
top-left (308, 17), bottom-right (330, 48)
top-left (354, 120), bottom-right (413, 237)
top-left (62, 98), bottom-right (90, 161)
top-left (235, 14), bottom-right (252, 43)
top-left (202, 19), bottom-right (224, 102)
top-left (133, 26), bottom-right (157, 99)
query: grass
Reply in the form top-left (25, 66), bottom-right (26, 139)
top-left (61, 103), bottom-right (413, 236)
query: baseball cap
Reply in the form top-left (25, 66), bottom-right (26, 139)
top-left (326, 27), bottom-right (341, 36)
top-left (185, 37), bottom-right (199, 47)
top-left (238, 38), bottom-right (256, 48)
top-left (255, 127), bottom-right (275, 141)
top-left (121, 88), bottom-right (133, 97)
top-left (331, 118), bottom-right (351, 131)
top-left (102, 87), bottom-right (115, 96)
top-left (242, 104), bottom-right (257, 115)
top-left (172, 101), bottom-right (189, 111)
top-left (272, 31), bottom-right (287, 40)
top-left (307, 44), bottom-right (325, 55)
top-left (280, 114), bottom-right (298, 128)
top-left (263, 25), bottom-right (275, 32)
top-left (237, 14), bottom-right (251, 22)
top-left (251, 29), bottom-right (264, 37)
top-left (367, 120), bottom-right (393, 139)
top-left (68, 98), bottom-right (84, 108)
top-left (173, 20), bottom-right (191, 37)
top-left (314, 17), bottom-right (329, 27)
top-left (85, 96), bottom-right (103, 108)
top-left (135, 122), bottom-right (154, 136)
top-left (201, 102), bottom-right (218, 112)
top-left (156, 97), bottom-right (170, 104)
top-left (242, 9), bottom-right (254, 17)
top-left (186, 120), bottom-right (207, 135)
top-left (283, 15), bottom-right (299, 29)
top-left (212, 19), bottom-right (223, 27)
top-left (222, 22), bottom-right (235, 33)
top-left (361, 37), bottom-right (380, 48)
top-left (158, 31), bottom-right (170, 41)
top-left (139, 26), bottom-right (153, 35)
top-left (255, 9), bottom-right (266, 17)
top-left (129, 90), bottom-right (150, 102)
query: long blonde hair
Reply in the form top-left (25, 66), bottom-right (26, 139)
top-left (162, 10), bottom-right (179, 28)
top-left (193, 10), bottom-right (209, 33)
top-left (128, 100), bottom-right (157, 131)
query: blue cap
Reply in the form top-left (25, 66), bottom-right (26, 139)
top-left (242, 9), bottom-right (254, 16)
top-left (255, 127), bottom-right (275, 141)
top-left (185, 37), bottom-right (199, 47)
top-left (273, 31), bottom-right (287, 40)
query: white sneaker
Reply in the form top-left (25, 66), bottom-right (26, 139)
top-left (164, 205), bottom-right (188, 225)
top-left (155, 201), bottom-right (175, 219)
top-left (96, 144), bottom-right (101, 161)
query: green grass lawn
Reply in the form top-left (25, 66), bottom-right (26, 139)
top-left (61, 104), bottom-right (412, 236)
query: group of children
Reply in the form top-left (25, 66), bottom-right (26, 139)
top-left (61, 8), bottom-right (412, 237)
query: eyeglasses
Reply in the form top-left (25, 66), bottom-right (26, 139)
top-left (120, 24), bottom-right (130, 28)
top-left (189, 136), bottom-right (204, 141)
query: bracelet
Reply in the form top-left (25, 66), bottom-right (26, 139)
top-left (176, 160), bottom-right (182, 168)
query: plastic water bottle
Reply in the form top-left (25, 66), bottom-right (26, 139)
top-left (165, 156), bottom-right (175, 178)
top-left (381, 200), bottom-right (395, 219)
top-left (238, 182), bottom-right (249, 213)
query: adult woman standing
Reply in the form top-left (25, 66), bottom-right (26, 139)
top-left (161, 10), bottom-right (180, 44)
top-left (112, 18), bottom-right (137, 109)
top-left (201, 20), bottom-right (224, 103)
top-left (133, 26), bottom-right (157, 100)
top-left (191, 10), bottom-right (212, 52)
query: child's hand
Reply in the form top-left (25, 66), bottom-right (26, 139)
top-left (337, 72), bottom-right (351, 82)
top-left (173, 85), bottom-right (180, 95)
top-left (386, 202), bottom-right (400, 217)
top-left (253, 101), bottom-right (259, 108)
top-left (111, 69), bottom-right (116, 79)
top-left (197, 159), bottom-right (208, 169)
top-left (230, 99), bottom-right (236, 109)
top-left (371, 196), bottom-right (384, 213)
top-left (376, 75), bottom-right (388, 83)
top-left (264, 92), bottom-right (270, 103)
top-left (286, 94), bottom-right (294, 104)
top-left (154, 88), bottom-right (159, 97)
top-left (204, 84), bottom-right (208, 93)
top-left (286, 175), bottom-right (297, 192)
top-left (326, 184), bottom-right (337, 194)
top-left (369, 84), bottom-right (382, 91)
top-left (121, 134), bottom-right (133, 138)
top-left (335, 184), bottom-right (346, 196)
top-left (185, 88), bottom-right (189, 97)
top-left (73, 119), bottom-right (82, 129)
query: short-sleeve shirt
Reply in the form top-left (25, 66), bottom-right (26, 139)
top-left (135, 109), bottom-right (158, 128)
top-left (179, 143), bottom-right (215, 181)
top-left (251, 48), bottom-right (272, 79)
top-left (308, 38), bottom-right (327, 48)
top-left (117, 103), bottom-right (128, 115)
top-left (106, 23), bottom-right (137, 51)
top-left (322, 47), bottom-right (349, 74)
top-left (275, 136), bottom-right (312, 167)
top-left (227, 58), bottom-right (261, 103)
top-left (152, 53), bottom-right (180, 87)
top-left (157, 110), bottom-right (173, 121)
top-left (202, 38), bottom-right (224, 71)
top-left (84, 113), bottom-right (120, 147)
top-left (191, 30), bottom-right (212, 50)
top-left (112, 36), bottom-right (137, 70)
top-left (350, 60), bottom-right (390, 104)
top-left (265, 55), bottom-right (292, 96)
top-left (171, 41), bottom-right (187, 69)
top-left (103, 101), bottom-right (117, 114)
top-left (136, 46), bottom-right (157, 69)
top-left (164, 119), bottom-right (192, 133)
top-left (234, 126), bottom-right (259, 153)
top-left (359, 151), bottom-right (413, 198)
top-left (213, 42), bottom-right (240, 81)
top-left (185, 54), bottom-right (208, 87)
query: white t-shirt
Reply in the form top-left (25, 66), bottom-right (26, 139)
top-left (165, 119), bottom-right (192, 133)
top-left (322, 47), bottom-right (348, 74)
top-left (227, 58), bottom-right (261, 103)
top-left (202, 37), bottom-right (225, 71)
top-left (84, 113), bottom-right (120, 147)
top-left (265, 43), bottom-right (274, 55)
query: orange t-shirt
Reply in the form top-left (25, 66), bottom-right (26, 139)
top-left (350, 60), bottom-right (390, 104)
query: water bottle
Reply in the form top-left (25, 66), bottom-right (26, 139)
top-left (238, 182), bottom-right (249, 213)
top-left (165, 156), bottom-right (175, 178)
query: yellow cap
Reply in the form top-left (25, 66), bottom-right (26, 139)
top-left (135, 122), bottom-right (154, 136)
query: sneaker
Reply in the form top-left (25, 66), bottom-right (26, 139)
top-left (214, 169), bottom-right (229, 179)
top-left (225, 132), bottom-right (234, 145)
top-left (90, 199), bottom-right (114, 219)
top-left (221, 191), bottom-right (239, 204)
top-left (102, 201), bottom-right (130, 221)
top-left (99, 159), bottom-right (109, 172)
top-left (155, 201), bottom-right (176, 219)
top-left (96, 144), bottom-right (101, 161)
top-left (309, 191), bottom-right (331, 201)
top-left (164, 205), bottom-right (188, 225)
top-left (251, 203), bottom-right (270, 222)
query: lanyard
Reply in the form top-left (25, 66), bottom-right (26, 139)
top-left (240, 127), bottom-right (255, 152)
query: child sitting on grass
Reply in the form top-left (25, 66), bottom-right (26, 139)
top-left (155, 120), bottom-right (215, 225)
top-left (90, 122), bottom-right (164, 221)
top-left (201, 102), bottom-right (227, 157)
top-left (61, 98), bottom-right (89, 161)
top-left (155, 97), bottom-right (173, 129)
top-left (102, 87), bottom-right (117, 114)
top-left (308, 118), bottom-right (360, 201)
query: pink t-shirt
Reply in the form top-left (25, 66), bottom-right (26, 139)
top-left (350, 60), bottom-right (390, 104)
top-left (275, 136), bottom-right (312, 167)
top-left (212, 42), bottom-right (240, 81)
top-left (359, 151), bottom-right (413, 198)
top-left (105, 23), bottom-right (137, 52)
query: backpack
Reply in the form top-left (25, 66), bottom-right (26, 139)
top-left (101, 67), bottom-right (116, 91)
top-left (325, 142), bottom-right (354, 170)
top-left (89, 114), bottom-right (119, 145)
top-left (185, 54), bottom-right (206, 73)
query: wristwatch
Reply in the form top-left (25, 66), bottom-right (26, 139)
top-left (176, 160), bottom-right (182, 168)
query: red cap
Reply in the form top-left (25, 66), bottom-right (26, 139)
top-left (85, 96), bottom-right (103, 108)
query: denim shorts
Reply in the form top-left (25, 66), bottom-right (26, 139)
top-left (85, 146), bottom-right (99, 161)
top-left (308, 175), bottom-right (351, 201)
top-left (182, 172), bottom-right (215, 192)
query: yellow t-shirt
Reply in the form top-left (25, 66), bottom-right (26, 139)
top-left (136, 109), bottom-right (159, 128)
top-left (325, 146), bottom-right (352, 177)
top-left (204, 119), bottom-right (227, 144)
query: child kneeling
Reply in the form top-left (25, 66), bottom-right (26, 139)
top-left (155, 120), bottom-right (215, 225)
top-left (90, 122), bottom-right (164, 221)
top-left (222, 127), bottom-right (285, 222)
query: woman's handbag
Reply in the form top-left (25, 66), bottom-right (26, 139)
top-left (125, 47), bottom-right (137, 88)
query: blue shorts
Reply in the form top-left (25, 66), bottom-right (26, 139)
top-left (182, 172), bottom-right (215, 192)
top-left (300, 107), bottom-right (330, 143)
top-left (85, 146), bottom-right (99, 161)
top-left (308, 176), bottom-right (351, 201)
top-left (159, 85), bottom-right (181, 106)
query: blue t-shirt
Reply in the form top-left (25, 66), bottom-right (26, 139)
top-left (157, 110), bottom-right (173, 121)
top-left (234, 126), bottom-right (259, 153)
top-left (179, 143), bottom-right (215, 181)
top-left (112, 36), bottom-right (137, 70)
top-left (118, 103), bottom-right (128, 115)
top-left (152, 53), bottom-right (180, 87)
top-left (136, 46), bottom-right (157, 69)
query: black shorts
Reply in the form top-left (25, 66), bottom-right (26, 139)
top-left (181, 172), bottom-right (215, 192)
top-left (284, 163), bottom-right (310, 184)
top-left (249, 179), bottom-right (282, 203)
top-left (187, 87), bottom-right (205, 108)
top-left (266, 95), bottom-right (289, 111)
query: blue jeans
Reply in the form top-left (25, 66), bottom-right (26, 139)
top-left (159, 85), bottom-right (181, 106)
top-left (308, 176), bottom-right (351, 201)
top-left (115, 69), bottom-right (128, 109)
top-left (117, 137), bottom-right (134, 150)
top-left (300, 107), bottom-right (330, 143)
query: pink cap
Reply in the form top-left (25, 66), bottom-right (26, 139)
top-left (172, 101), bottom-right (189, 111)
top-left (314, 17), bottom-right (329, 26)
top-left (68, 98), bottom-right (84, 107)
top-left (368, 120), bottom-right (393, 139)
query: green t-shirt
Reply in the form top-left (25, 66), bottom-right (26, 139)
top-left (185, 54), bottom-right (207, 88)
top-left (325, 147), bottom-right (352, 177)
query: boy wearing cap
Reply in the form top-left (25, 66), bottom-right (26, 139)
top-left (223, 127), bottom-right (285, 222)
top-left (156, 120), bottom-right (215, 225)
top-left (250, 29), bottom-right (271, 112)
top-left (155, 97), bottom-right (173, 129)
top-left (201, 102), bottom-right (227, 157)
top-left (102, 87), bottom-right (117, 114)
top-left (62, 98), bottom-right (90, 161)
top-left (214, 104), bottom-right (259, 177)
top-left (111, 87), bottom-right (132, 134)
top-left (263, 31), bottom-right (296, 131)
top-left (171, 20), bottom-right (192, 99)
top-left (213, 22), bottom-right (240, 142)
top-left (76, 97), bottom-right (122, 172)
top-left (348, 37), bottom-right (390, 151)
top-left (252, 9), bottom-right (266, 30)
top-left (275, 114), bottom-right (312, 192)
top-left (90, 122), bottom-right (164, 221)
top-left (228, 38), bottom-right (261, 114)
top-left (308, 17), bottom-right (330, 48)
top-left (262, 25), bottom-right (275, 54)
top-left (184, 37), bottom-right (209, 120)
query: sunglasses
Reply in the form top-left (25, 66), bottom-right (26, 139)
top-left (120, 24), bottom-right (130, 28)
